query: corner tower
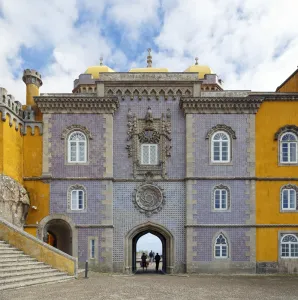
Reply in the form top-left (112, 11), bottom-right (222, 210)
top-left (22, 69), bottom-right (43, 106)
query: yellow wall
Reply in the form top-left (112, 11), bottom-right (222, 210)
top-left (257, 227), bottom-right (298, 261)
top-left (277, 71), bottom-right (298, 92)
top-left (0, 116), bottom-right (23, 183)
top-left (256, 101), bottom-right (298, 262)
top-left (23, 126), bottom-right (42, 177)
top-left (256, 101), bottom-right (298, 177)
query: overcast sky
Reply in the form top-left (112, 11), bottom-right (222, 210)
top-left (1, 0), bottom-right (298, 103)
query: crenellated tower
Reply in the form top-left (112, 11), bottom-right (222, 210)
top-left (22, 69), bottom-right (43, 107)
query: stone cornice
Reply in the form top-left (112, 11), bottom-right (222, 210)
top-left (97, 72), bottom-right (200, 82)
top-left (252, 93), bottom-right (298, 101)
top-left (179, 96), bottom-right (264, 114)
top-left (34, 95), bottom-right (119, 114)
top-left (185, 224), bottom-right (298, 228)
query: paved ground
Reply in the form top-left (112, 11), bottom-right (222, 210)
top-left (1, 272), bottom-right (298, 300)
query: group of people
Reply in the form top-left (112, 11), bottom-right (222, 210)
top-left (141, 250), bottom-right (161, 272)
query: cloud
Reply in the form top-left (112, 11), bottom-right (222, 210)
top-left (0, 0), bottom-right (298, 103)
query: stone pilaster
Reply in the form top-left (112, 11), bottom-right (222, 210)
top-left (186, 114), bottom-right (195, 178)
top-left (42, 114), bottom-right (52, 177)
top-left (103, 114), bottom-right (113, 178)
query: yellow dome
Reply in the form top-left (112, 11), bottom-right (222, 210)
top-left (129, 67), bottom-right (168, 73)
top-left (84, 65), bottom-right (115, 79)
top-left (184, 64), bottom-right (213, 79)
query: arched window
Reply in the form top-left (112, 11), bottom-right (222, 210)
top-left (281, 234), bottom-right (298, 258)
top-left (68, 131), bottom-right (87, 163)
top-left (214, 234), bottom-right (228, 258)
top-left (280, 132), bottom-right (298, 163)
top-left (281, 187), bottom-right (297, 211)
top-left (141, 144), bottom-right (158, 165)
top-left (211, 131), bottom-right (230, 163)
top-left (214, 186), bottom-right (230, 210)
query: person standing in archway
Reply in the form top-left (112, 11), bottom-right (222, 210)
top-left (149, 250), bottom-right (154, 263)
top-left (155, 253), bottom-right (161, 272)
top-left (141, 252), bottom-right (148, 271)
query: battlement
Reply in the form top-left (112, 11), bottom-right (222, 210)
top-left (22, 69), bottom-right (43, 87)
top-left (0, 87), bottom-right (43, 135)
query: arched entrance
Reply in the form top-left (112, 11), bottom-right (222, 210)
top-left (125, 222), bottom-right (174, 274)
top-left (133, 230), bottom-right (165, 272)
top-left (38, 214), bottom-right (78, 257)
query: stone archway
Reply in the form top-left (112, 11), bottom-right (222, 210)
top-left (38, 214), bottom-right (78, 257)
top-left (125, 222), bottom-right (174, 274)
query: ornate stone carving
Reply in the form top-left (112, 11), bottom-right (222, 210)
top-left (126, 107), bottom-right (172, 178)
top-left (0, 175), bottom-right (30, 227)
top-left (180, 96), bottom-right (264, 114)
top-left (104, 86), bottom-right (193, 100)
top-left (274, 125), bottom-right (298, 140)
top-left (206, 124), bottom-right (237, 140)
top-left (133, 179), bottom-right (165, 216)
top-left (99, 73), bottom-right (199, 81)
top-left (61, 124), bottom-right (93, 140)
top-left (35, 96), bottom-right (119, 114)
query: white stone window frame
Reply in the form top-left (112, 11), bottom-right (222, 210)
top-left (141, 143), bottom-right (158, 165)
top-left (280, 184), bottom-right (298, 212)
top-left (88, 236), bottom-right (98, 261)
top-left (213, 185), bottom-right (231, 211)
top-left (67, 184), bottom-right (87, 213)
top-left (211, 131), bottom-right (231, 163)
top-left (279, 132), bottom-right (298, 165)
top-left (280, 233), bottom-right (298, 258)
top-left (61, 125), bottom-right (93, 166)
top-left (68, 131), bottom-right (87, 163)
top-left (213, 233), bottom-right (229, 259)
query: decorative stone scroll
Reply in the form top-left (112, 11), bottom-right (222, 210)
top-left (206, 124), bottom-right (237, 140)
top-left (61, 124), bottom-right (93, 140)
top-left (133, 176), bottom-right (165, 216)
top-left (274, 125), bottom-right (298, 140)
top-left (126, 107), bottom-right (172, 178)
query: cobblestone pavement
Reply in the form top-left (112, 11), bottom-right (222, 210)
top-left (1, 272), bottom-right (298, 300)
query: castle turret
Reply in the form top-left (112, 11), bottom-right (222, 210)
top-left (22, 69), bottom-right (43, 106)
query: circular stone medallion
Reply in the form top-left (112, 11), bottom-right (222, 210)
top-left (135, 184), bottom-right (163, 212)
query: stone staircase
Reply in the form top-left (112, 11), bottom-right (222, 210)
top-left (0, 240), bottom-right (75, 291)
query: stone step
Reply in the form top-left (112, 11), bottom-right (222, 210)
top-left (0, 275), bottom-right (74, 291)
top-left (0, 261), bottom-right (45, 268)
top-left (0, 257), bottom-right (37, 264)
top-left (0, 244), bottom-right (12, 248)
top-left (0, 268), bottom-right (58, 279)
top-left (0, 264), bottom-right (50, 273)
top-left (0, 253), bottom-right (32, 258)
top-left (0, 271), bottom-right (69, 285)
top-left (0, 249), bottom-right (24, 255)
top-left (0, 241), bottom-right (6, 244)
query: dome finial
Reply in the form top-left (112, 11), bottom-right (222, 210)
top-left (100, 57), bottom-right (103, 66)
top-left (195, 57), bottom-right (199, 65)
top-left (147, 48), bottom-right (152, 68)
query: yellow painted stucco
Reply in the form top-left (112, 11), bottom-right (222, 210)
top-left (24, 227), bottom-right (37, 237)
top-left (0, 116), bottom-right (23, 183)
top-left (184, 64), bottom-right (213, 79)
top-left (276, 70), bottom-right (298, 92)
top-left (256, 100), bottom-right (298, 262)
top-left (256, 101), bottom-right (298, 178)
top-left (24, 181), bottom-right (49, 226)
top-left (256, 227), bottom-right (298, 261)
top-left (26, 83), bottom-right (39, 107)
top-left (23, 126), bottom-right (43, 177)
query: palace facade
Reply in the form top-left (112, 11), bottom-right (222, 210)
top-left (1, 53), bottom-right (298, 274)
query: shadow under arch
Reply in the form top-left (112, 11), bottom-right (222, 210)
top-left (125, 222), bottom-right (174, 274)
top-left (38, 214), bottom-right (78, 257)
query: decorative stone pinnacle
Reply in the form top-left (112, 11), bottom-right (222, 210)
top-left (22, 69), bottom-right (43, 87)
top-left (195, 57), bottom-right (199, 65)
top-left (100, 57), bottom-right (103, 66)
top-left (147, 48), bottom-right (152, 68)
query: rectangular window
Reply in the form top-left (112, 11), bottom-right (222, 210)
top-left (282, 189), bottom-right (296, 210)
top-left (141, 144), bottom-right (158, 165)
top-left (79, 142), bottom-right (85, 162)
top-left (70, 142), bottom-right (77, 162)
top-left (214, 189), bottom-right (228, 210)
top-left (71, 190), bottom-right (84, 210)
top-left (90, 239), bottom-right (95, 259)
